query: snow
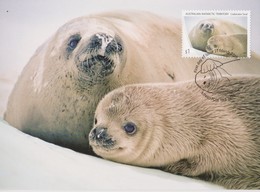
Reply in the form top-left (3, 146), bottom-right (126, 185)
top-left (0, 119), bottom-right (222, 190)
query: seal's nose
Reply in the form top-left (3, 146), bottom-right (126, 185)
top-left (205, 23), bottom-right (213, 29)
top-left (88, 34), bottom-right (102, 50)
top-left (91, 127), bottom-right (108, 141)
top-left (87, 33), bottom-right (113, 51)
top-left (89, 127), bottom-right (116, 148)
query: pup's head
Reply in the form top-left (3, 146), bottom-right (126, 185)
top-left (89, 86), bottom-right (167, 166)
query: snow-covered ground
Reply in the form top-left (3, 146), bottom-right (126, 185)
top-left (0, 119), bottom-right (222, 190)
top-left (0, 0), bottom-right (260, 190)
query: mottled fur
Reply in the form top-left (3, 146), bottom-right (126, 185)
top-left (91, 76), bottom-right (260, 189)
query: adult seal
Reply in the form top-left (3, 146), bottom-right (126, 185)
top-left (189, 19), bottom-right (247, 57)
top-left (4, 11), bottom-right (260, 154)
top-left (4, 11), bottom-right (193, 154)
top-left (90, 76), bottom-right (260, 189)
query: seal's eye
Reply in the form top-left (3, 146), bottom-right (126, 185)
top-left (94, 118), bottom-right (97, 125)
top-left (123, 122), bottom-right (137, 135)
top-left (67, 34), bottom-right (81, 52)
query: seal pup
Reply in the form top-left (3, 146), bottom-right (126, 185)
top-left (89, 76), bottom-right (260, 189)
top-left (206, 34), bottom-right (247, 57)
top-left (189, 19), bottom-right (247, 57)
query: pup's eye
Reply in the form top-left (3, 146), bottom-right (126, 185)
top-left (94, 118), bottom-right (97, 125)
top-left (67, 34), bottom-right (81, 51)
top-left (123, 122), bottom-right (137, 135)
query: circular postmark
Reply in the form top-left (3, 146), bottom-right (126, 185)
top-left (194, 51), bottom-right (240, 102)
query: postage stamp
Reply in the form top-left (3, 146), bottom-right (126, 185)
top-left (182, 10), bottom-right (251, 58)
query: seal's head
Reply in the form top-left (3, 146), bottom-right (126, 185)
top-left (197, 20), bottom-right (214, 36)
top-left (189, 19), bottom-right (215, 51)
top-left (89, 85), bottom-right (187, 167)
top-left (206, 35), bottom-right (240, 57)
top-left (19, 16), bottom-right (127, 153)
top-left (89, 87), bottom-right (153, 165)
top-left (48, 17), bottom-right (126, 87)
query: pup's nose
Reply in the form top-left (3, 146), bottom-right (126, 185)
top-left (91, 127), bottom-right (108, 141)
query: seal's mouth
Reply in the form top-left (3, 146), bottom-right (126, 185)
top-left (91, 143), bottom-right (123, 152)
top-left (75, 53), bottom-right (117, 86)
top-left (200, 23), bottom-right (214, 35)
top-left (203, 28), bottom-right (213, 35)
top-left (90, 140), bottom-right (125, 156)
top-left (75, 33), bottom-right (124, 85)
top-left (80, 54), bottom-right (115, 77)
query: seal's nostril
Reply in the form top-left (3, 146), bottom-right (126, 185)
top-left (88, 35), bottom-right (102, 50)
top-left (87, 33), bottom-right (114, 52)
top-left (93, 127), bottom-right (107, 140)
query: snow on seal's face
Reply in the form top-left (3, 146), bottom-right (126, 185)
top-left (32, 18), bottom-right (125, 94)
top-left (47, 17), bottom-right (125, 88)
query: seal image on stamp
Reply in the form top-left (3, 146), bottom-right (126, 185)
top-left (90, 76), bottom-right (260, 189)
top-left (189, 19), bottom-right (247, 57)
top-left (183, 10), bottom-right (250, 58)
